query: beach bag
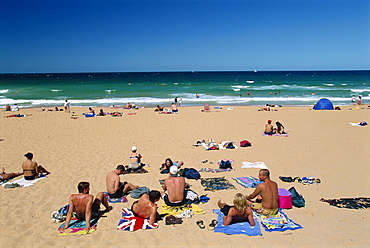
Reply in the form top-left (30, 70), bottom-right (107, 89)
top-left (58, 204), bottom-right (70, 215)
top-left (219, 160), bottom-right (232, 169)
top-left (288, 187), bottom-right (305, 208)
top-left (240, 140), bottom-right (252, 147)
top-left (130, 187), bottom-right (150, 199)
top-left (226, 142), bottom-right (235, 149)
top-left (184, 168), bottom-right (201, 180)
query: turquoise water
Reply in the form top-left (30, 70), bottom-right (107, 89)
top-left (0, 71), bottom-right (369, 108)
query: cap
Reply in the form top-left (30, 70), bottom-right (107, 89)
top-left (267, 120), bottom-right (272, 123)
top-left (170, 165), bottom-right (178, 175)
top-left (131, 146), bottom-right (137, 151)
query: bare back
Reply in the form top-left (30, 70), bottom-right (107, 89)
top-left (106, 171), bottom-right (120, 194)
top-left (70, 194), bottom-right (93, 220)
top-left (265, 124), bottom-right (273, 133)
top-left (130, 152), bottom-right (141, 164)
top-left (22, 160), bottom-right (38, 177)
top-left (164, 176), bottom-right (185, 202)
top-left (259, 180), bottom-right (279, 209)
top-left (132, 194), bottom-right (156, 219)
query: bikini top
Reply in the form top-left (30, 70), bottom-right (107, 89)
top-left (130, 156), bottom-right (139, 159)
top-left (23, 169), bottom-right (36, 173)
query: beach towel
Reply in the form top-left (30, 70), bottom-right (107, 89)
top-left (159, 202), bottom-right (205, 216)
top-left (58, 217), bottom-right (99, 236)
top-left (241, 162), bottom-right (268, 169)
top-left (262, 132), bottom-right (288, 137)
top-left (201, 177), bottom-right (236, 191)
top-left (256, 210), bottom-right (302, 232)
top-left (233, 176), bottom-right (263, 188)
top-left (199, 168), bottom-right (233, 173)
top-left (2, 174), bottom-right (47, 188)
top-left (83, 113), bottom-right (96, 117)
top-left (212, 209), bottom-right (261, 236)
top-left (5, 114), bottom-right (26, 118)
top-left (103, 192), bottom-right (128, 203)
top-left (320, 197), bottom-right (370, 210)
top-left (125, 167), bottom-right (148, 174)
top-left (350, 122), bottom-right (368, 126)
top-left (117, 208), bottom-right (159, 231)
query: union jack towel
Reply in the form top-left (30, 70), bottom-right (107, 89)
top-left (117, 208), bottom-right (159, 231)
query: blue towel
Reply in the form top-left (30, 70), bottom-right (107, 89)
top-left (213, 209), bottom-right (261, 236)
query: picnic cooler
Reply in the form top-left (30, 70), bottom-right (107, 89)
top-left (278, 188), bottom-right (292, 209)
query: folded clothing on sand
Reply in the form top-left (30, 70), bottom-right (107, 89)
top-left (242, 162), bottom-right (268, 169)
top-left (213, 209), bottom-right (261, 236)
top-left (117, 208), bottom-right (158, 231)
top-left (320, 197), bottom-right (370, 210)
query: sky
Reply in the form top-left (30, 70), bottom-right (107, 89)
top-left (0, 0), bottom-right (369, 73)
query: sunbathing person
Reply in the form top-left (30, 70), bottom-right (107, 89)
top-left (5, 104), bottom-right (11, 111)
top-left (275, 121), bottom-right (286, 134)
top-left (0, 167), bottom-right (23, 182)
top-left (98, 109), bottom-right (105, 116)
top-left (129, 146), bottom-right (143, 169)
top-left (106, 165), bottom-right (138, 198)
top-left (161, 166), bottom-right (187, 206)
top-left (131, 190), bottom-right (161, 225)
top-left (22, 152), bottom-right (51, 180)
top-left (154, 105), bottom-right (164, 112)
top-left (218, 193), bottom-right (255, 226)
top-left (159, 158), bottom-right (184, 172)
top-left (245, 169), bottom-right (279, 215)
top-left (60, 181), bottom-right (112, 232)
top-left (264, 120), bottom-right (275, 135)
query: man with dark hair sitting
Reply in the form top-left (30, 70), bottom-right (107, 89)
top-left (106, 165), bottom-right (138, 198)
top-left (60, 181), bottom-right (112, 232)
top-left (131, 190), bottom-right (161, 225)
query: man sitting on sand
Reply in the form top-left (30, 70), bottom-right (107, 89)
top-left (264, 120), bottom-right (276, 135)
top-left (131, 190), bottom-right (161, 225)
top-left (161, 166), bottom-right (187, 206)
top-left (106, 165), bottom-right (138, 198)
top-left (245, 169), bottom-right (279, 215)
top-left (61, 181), bottom-right (112, 232)
top-left (0, 167), bottom-right (23, 182)
top-left (171, 102), bottom-right (178, 113)
top-left (218, 193), bottom-right (255, 226)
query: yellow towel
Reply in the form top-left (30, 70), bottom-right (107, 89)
top-left (160, 202), bottom-right (205, 215)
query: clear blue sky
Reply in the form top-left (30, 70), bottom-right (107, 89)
top-left (1, 0), bottom-right (369, 73)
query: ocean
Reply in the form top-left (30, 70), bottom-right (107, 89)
top-left (0, 71), bottom-right (369, 108)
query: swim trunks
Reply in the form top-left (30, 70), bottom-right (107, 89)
top-left (108, 182), bottom-right (127, 198)
top-left (251, 203), bottom-right (278, 215)
top-left (131, 200), bottom-right (141, 217)
top-left (162, 192), bottom-right (187, 206)
top-left (264, 131), bottom-right (275, 135)
top-left (172, 109), bottom-right (178, 113)
top-left (24, 175), bottom-right (36, 180)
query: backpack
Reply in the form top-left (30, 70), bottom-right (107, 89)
top-left (184, 168), bottom-right (201, 180)
top-left (288, 187), bottom-right (305, 208)
top-left (219, 160), bottom-right (232, 169)
top-left (240, 140), bottom-right (252, 147)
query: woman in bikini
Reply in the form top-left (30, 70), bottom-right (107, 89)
top-left (129, 146), bottom-right (143, 169)
top-left (22, 152), bottom-right (51, 180)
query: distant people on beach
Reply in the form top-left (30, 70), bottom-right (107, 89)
top-left (64, 100), bottom-right (70, 113)
top-left (125, 103), bottom-right (133, 109)
top-left (60, 181), bottom-right (112, 232)
top-left (351, 95), bottom-right (356, 104)
top-left (0, 167), bottom-right (23, 182)
top-left (154, 105), bottom-right (164, 112)
top-left (5, 104), bottom-right (11, 111)
top-left (106, 165), bottom-right (138, 198)
top-left (12, 104), bottom-right (19, 111)
top-left (98, 109), bottom-right (105, 116)
top-left (22, 152), bottom-right (51, 180)
top-left (357, 96), bottom-right (362, 105)
top-left (275, 121), bottom-right (286, 134)
top-left (171, 103), bottom-right (178, 113)
top-left (161, 166), bottom-right (187, 206)
top-left (245, 169), bottom-right (279, 215)
top-left (131, 190), bottom-right (161, 225)
top-left (159, 158), bottom-right (184, 173)
top-left (264, 120), bottom-right (275, 135)
top-left (218, 193), bottom-right (255, 226)
top-left (178, 97), bottom-right (183, 107)
top-left (174, 97), bottom-right (178, 105)
top-left (129, 146), bottom-right (143, 169)
top-left (89, 107), bottom-right (95, 114)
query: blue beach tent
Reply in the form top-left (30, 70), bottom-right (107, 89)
top-left (313, 98), bottom-right (334, 110)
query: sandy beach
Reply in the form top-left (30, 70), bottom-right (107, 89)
top-left (0, 105), bottom-right (369, 247)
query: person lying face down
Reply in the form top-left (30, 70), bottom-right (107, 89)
top-left (218, 193), bottom-right (255, 226)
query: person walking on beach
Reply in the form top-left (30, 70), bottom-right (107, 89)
top-left (131, 190), bottom-right (161, 225)
top-left (245, 169), bottom-right (279, 215)
top-left (178, 98), bottom-right (183, 107)
top-left (106, 165), bottom-right (138, 198)
top-left (60, 181), bottom-right (112, 232)
top-left (161, 166), bottom-right (187, 206)
top-left (217, 193), bottom-right (255, 226)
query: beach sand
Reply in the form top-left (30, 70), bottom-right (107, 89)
top-left (0, 105), bottom-right (369, 247)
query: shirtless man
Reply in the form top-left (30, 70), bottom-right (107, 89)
top-left (0, 167), bottom-right (23, 182)
top-left (171, 102), bottom-right (178, 113)
top-left (218, 193), bottom-right (255, 226)
top-left (61, 182), bottom-right (112, 232)
top-left (245, 169), bottom-right (279, 215)
top-left (131, 190), bottom-right (161, 225)
top-left (161, 166), bottom-right (187, 206)
top-left (22, 152), bottom-right (51, 180)
top-left (264, 120), bottom-right (275, 135)
top-left (106, 165), bottom-right (138, 198)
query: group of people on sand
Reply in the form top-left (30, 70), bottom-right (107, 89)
top-left (264, 120), bottom-right (286, 135)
